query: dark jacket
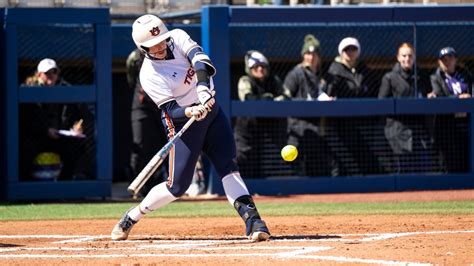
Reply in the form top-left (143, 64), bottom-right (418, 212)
top-left (237, 74), bottom-right (286, 101)
top-left (378, 62), bottom-right (425, 154)
top-left (378, 63), bottom-right (418, 98)
top-left (284, 63), bottom-right (326, 100)
top-left (430, 66), bottom-right (471, 173)
top-left (127, 49), bottom-right (157, 117)
top-left (327, 58), bottom-right (376, 98)
top-left (234, 71), bottom-right (287, 174)
top-left (19, 77), bottom-right (96, 179)
top-left (430, 66), bottom-right (472, 97)
top-left (283, 63), bottom-right (326, 138)
top-left (20, 78), bottom-right (72, 140)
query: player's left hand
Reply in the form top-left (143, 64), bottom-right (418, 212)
top-left (197, 85), bottom-right (216, 111)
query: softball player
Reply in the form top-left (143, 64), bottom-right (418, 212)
top-left (111, 14), bottom-right (270, 242)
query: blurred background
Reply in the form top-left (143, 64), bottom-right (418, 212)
top-left (2, 1), bottom-right (474, 200)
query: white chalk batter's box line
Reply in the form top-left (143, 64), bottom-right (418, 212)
top-left (0, 230), bottom-right (472, 266)
top-left (0, 244), bottom-right (429, 266)
top-left (0, 230), bottom-right (472, 244)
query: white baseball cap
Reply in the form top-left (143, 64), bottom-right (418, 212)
top-left (37, 58), bottom-right (58, 73)
top-left (338, 37), bottom-right (360, 55)
top-left (247, 51), bottom-right (269, 69)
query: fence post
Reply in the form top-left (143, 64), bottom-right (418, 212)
top-left (96, 22), bottom-right (113, 181)
top-left (201, 5), bottom-right (230, 195)
top-left (471, 114), bottom-right (474, 174)
top-left (2, 8), bottom-right (112, 200)
top-left (201, 5), bottom-right (231, 119)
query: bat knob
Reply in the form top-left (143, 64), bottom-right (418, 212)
top-left (127, 187), bottom-right (137, 195)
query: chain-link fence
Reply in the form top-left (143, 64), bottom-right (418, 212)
top-left (230, 21), bottom-right (473, 178)
top-left (17, 24), bottom-right (95, 85)
top-left (17, 23), bottom-right (97, 181)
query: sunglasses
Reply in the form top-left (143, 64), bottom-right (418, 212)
top-left (439, 54), bottom-right (455, 59)
top-left (344, 46), bottom-right (359, 52)
top-left (45, 69), bottom-right (58, 75)
top-left (251, 63), bottom-right (267, 69)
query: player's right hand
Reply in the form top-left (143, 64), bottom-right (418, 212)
top-left (189, 105), bottom-right (208, 121)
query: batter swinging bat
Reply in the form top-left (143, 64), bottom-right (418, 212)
top-left (127, 116), bottom-right (196, 195)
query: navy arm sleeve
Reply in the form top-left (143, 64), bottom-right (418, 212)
top-left (187, 46), bottom-right (215, 87)
top-left (159, 100), bottom-right (187, 121)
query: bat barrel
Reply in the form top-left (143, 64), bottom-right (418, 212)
top-left (128, 156), bottom-right (164, 195)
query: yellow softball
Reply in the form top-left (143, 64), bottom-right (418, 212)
top-left (281, 145), bottom-right (298, 162)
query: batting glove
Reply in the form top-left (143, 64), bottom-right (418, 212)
top-left (190, 105), bottom-right (208, 121)
top-left (197, 85), bottom-right (216, 111)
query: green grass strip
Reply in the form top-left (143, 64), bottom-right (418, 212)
top-left (0, 200), bottom-right (473, 221)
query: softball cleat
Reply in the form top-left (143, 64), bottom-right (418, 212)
top-left (248, 219), bottom-right (270, 242)
top-left (111, 210), bottom-right (137, 241)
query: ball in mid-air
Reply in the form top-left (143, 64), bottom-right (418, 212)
top-left (281, 145), bottom-right (298, 162)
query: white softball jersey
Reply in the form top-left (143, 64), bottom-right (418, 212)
top-left (140, 29), bottom-right (201, 108)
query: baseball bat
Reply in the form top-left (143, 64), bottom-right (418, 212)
top-left (127, 116), bottom-right (196, 195)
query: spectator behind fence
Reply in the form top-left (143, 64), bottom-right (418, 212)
top-left (429, 47), bottom-right (472, 99)
top-left (429, 47), bottom-right (472, 173)
top-left (127, 48), bottom-right (168, 195)
top-left (19, 58), bottom-right (95, 181)
top-left (234, 50), bottom-right (289, 177)
top-left (327, 37), bottom-right (377, 98)
top-left (378, 43), bottom-right (435, 173)
top-left (283, 34), bottom-right (340, 177)
top-left (326, 37), bottom-right (382, 175)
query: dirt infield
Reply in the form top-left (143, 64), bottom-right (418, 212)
top-left (1, 189), bottom-right (473, 265)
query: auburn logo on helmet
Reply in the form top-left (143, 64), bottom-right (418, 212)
top-left (150, 26), bottom-right (160, 36)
